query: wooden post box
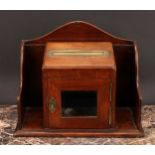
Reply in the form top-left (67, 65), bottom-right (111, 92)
top-left (15, 21), bottom-right (144, 137)
top-left (42, 42), bottom-right (116, 129)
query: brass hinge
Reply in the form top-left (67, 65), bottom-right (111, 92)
top-left (109, 83), bottom-right (112, 126)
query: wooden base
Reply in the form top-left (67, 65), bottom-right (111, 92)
top-left (14, 107), bottom-right (144, 137)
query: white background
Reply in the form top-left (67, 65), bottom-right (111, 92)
top-left (0, 145), bottom-right (155, 155)
top-left (0, 0), bottom-right (155, 10)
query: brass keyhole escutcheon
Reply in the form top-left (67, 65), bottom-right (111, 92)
top-left (48, 97), bottom-right (56, 113)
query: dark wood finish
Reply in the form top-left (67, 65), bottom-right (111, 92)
top-left (15, 21), bottom-right (144, 137)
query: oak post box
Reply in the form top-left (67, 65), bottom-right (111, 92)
top-left (42, 42), bottom-right (116, 129)
top-left (15, 21), bottom-right (144, 137)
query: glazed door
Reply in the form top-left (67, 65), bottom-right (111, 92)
top-left (44, 79), bottom-right (112, 129)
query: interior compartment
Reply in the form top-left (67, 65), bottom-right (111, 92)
top-left (61, 91), bottom-right (97, 117)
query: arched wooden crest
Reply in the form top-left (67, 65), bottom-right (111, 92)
top-left (24, 21), bottom-right (133, 44)
top-left (15, 21), bottom-right (143, 137)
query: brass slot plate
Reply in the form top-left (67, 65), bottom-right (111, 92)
top-left (47, 49), bottom-right (111, 57)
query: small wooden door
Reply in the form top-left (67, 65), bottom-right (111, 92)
top-left (44, 78), bottom-right (112, 129)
